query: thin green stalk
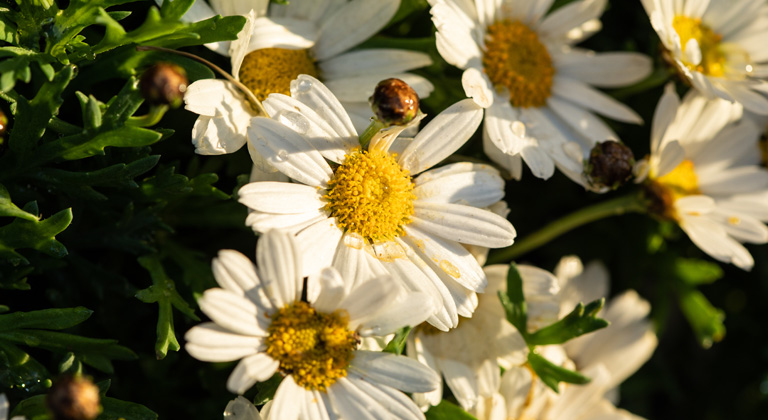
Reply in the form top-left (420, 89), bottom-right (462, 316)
top-left (127, 105), bottom-right (168, 127)
top-left (487, 193), bottom-right (647, 264)
top-left (358, 119), bottom-right (386, 148)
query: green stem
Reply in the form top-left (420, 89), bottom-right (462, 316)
top-left (487, 193), bottom-right (647, 264)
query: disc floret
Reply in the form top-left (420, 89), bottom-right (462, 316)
top-left (239, 48), bottom-right (318, 101)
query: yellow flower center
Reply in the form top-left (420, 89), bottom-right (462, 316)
top-left (265, 301), bottom-right (358, 391)
top-left (482, 20), bottom-right (554, 108)
top-left (239, 48), bottom-right (318, 101)
top-left (649, 159), bottom-right (700, 219)
top-left (672, 16), bottom-right (726, 77)
top-left (324, 150), bottom-right (416, 243)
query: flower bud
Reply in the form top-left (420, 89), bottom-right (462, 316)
top-left (46, 375), bottom-right (101, 420)
top-left (370, 78), bottom-right (419, 126)
top-left (0, 109), bottom-right (8, 137)
top-left (586, 140), bottom-right (635, 190)
top-left (139, 63), bottom-right (188, 108)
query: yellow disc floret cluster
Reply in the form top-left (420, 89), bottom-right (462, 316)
top-left (324, 149), bottom-right (416, 243)
top-left (239, 48), bottom-right (318, 101)
top-left (672, 16), bottom-right (726, 77)
top-left (648, 159), bottom-right (701, 220)
top-left (265, 301), bottom-right (358, 391)
top-left (482, 20), bottom-right (555, 108)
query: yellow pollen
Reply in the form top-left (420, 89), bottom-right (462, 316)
top-left (324, 149), bottom-right (416, 243)
top-left (482, 20), bottom-right (554, 108)
top-left (672, 16), bottom-right (726, 77)
top-left (649, 159), bottom-right (700, 220)
top-left (239, 48), bottom-right (318, 101)
top-left (265, 301), bottom-right (357, 391)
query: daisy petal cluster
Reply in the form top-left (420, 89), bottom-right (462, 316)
top-left (640, 83), bottom-right (768, 270)
top-left (641, 0), bottom-right (768, 114)
top-left (238, 75), bottom-right (517, 331)
top-left (185, 229), bottom-right (439, 420)
top-left (428, 0), bottom-right (652, 185)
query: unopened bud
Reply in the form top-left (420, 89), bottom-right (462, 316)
top-left (370, 78), bottom-right (419, 126)
top-left (586, 140), bottom-right (635, 190)
top-left (139, 63), bottom-right (188, 108)
top-left (46, 375), bottom-right (101, 420)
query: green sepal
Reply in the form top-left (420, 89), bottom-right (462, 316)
top-left (253, 373), bottom-right (284, 406)
top-left (383, 326), bottom-right (412, 355)
top-left (136, 255), bottom-right (199, 360)
top-left (425, 400), bottom-right (478, 420)
top-left (527, 351), bottom-right (590, 393)
top-left (0, 202), bottom-right (73, 266)
top-left (526, 299), bottom-right (609, 346)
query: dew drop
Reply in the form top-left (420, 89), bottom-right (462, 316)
top-left (275, 149), bottom-right (289, 162)
top-left (511, 121), bottom-right (526, 138)
top-left (295, 78), bottom-right (313, 93)
top-left (343, 232), bottom-right (365, 250)
top-left (273, 110), bottom-right (310, 135)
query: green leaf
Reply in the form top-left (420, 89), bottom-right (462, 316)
top-left (383, 326), bottom-right (412, 355)
top-left (526, 299), bottom-right (609, 346)
top-left (498, 263), bottom-right (527, 335)
top-left (425, 400), bottom-right (478, 420)
top-left (0, 307), bottom-right (92, 331)
top-left (527, 352), bottom-right (590, 393)
top-left (0, 202), bottom-right (73, 266)
top-left (0, 47), bottom-right (56, 92)
top-left (100, 396), bottom-right (159, 420)
top-left (57, 125), bottom-right (163, 160)
top-left (0, 183), bottom-right (39, 221)
top-left (253, 373), bottom-right (284, 406)
top-left (674, 258), bottom-right (724, 285)
top-left (0, 342), bottom-right (52, 395)
top-left (6, 65), bottom-right (73, 154)
top-left (678, 287), bottom-right (725, 348)
top-left (136, 255), bottom-right (199, 359)
top-left (8, 395), bottom-right (50, 419)
top-left (0, 9), bottom-right (19, 44)
top-left (158, 0), bottom-right (194, 21)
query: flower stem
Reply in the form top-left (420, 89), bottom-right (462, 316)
top-left (358, 118), bottom-right (386, 148)
top-left (486, 193), bottom-right (647, 264)
top-left (127, 105), bottom-right (168, 127)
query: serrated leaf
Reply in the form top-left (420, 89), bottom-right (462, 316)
top-left (498, 263), bottom-right (527, 335)
top-left (675, 258), bottom-right (723, 285)
top-left (425, 400), bottom-right (478, 420)
top-left (383, 326), bottom-right (411, 355)
top-left (0, 10), bottom-right (19, 44)
top-left (0, 183), bottom-right (39, 221)
top-left (0, 47), bottom-right (56, 92)
top-left (527, 352), bottom-right (590, 393)
top-left (526, 299), bottom-right (609, 346)
top-left (0, 342), bottom-right (52, 395)
top-left (0, 307), bottom-right (92, 331)
top-left (79, 48), bottom-right (215, 85)
top-left (6, 65), bottom-right (73, 154)
top-left (158, 0), bottom-right (194, 21)
top-left (679, 287), bottom-right (725, 348)
top-left (136, 255), bottom-right (199, 359)
top-left (0, 203), bottom-right (73, 266)
top-left (58, 125), bottom-right (162, 160)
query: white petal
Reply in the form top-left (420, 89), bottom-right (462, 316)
top-left (246, 209), bottom-right (328, 234)
top-left (290, 75), bottom-right (358, 140)
top-left (257, 230), bottom-right (302, 307)
top-left (326, 378), bottom-right (382, 420)
top-left (680, 214), bottom-right (755, 270)
top-left (520, 138), bottom-right (557, 179)
top-left (248, 117), bottom-right (333, 188)
top-left (462, 67), bottom-right (494, 108)
top-left (440, 358), bottom-right (479, 410)
top-left (224, 396), bottom-right (263, 420)
top-left (249, 17), bottom-right (318, 50)
top-left (227, 353), bottom-right (280, 394)
top-left (198, 289), bottom-right (267, 336)
top-left (313, 0), bottom-right (400, 61)
top-left (553, 76), bottom-right (643, 124)
top-left (184, 79), bottom-right (250, 118)
top-left (269, 376), bottom-right (303, 420)
top-left (556, 50), bottom-right (653, 87)
top-left (325, 73), bottom-right (433, 103)
top-left (347, 374), bottom-right (425, 420)
top-left (210, 0), bottom-right (268, 16)
top-left (308, 267), bottom-right (348, 313)
top-left (351, 350), bottom-right (441, 393)
top-left (484, 100), bottom-right (524, 155)
top-left (413, 163), bottom-right (504, 207)
top-left (356, 291), bottom-right (435, 336)
top-left (320, 49), bottom-right (433, 79)
top-left (238, 182), bottom-right (326, 214)
top-left (297, 219), bottom-right (343, 279)
top-left (651, 83), bottom-right (681, 155)
top-left (411, 201), bottom-right (516, 247)
top-left (654, 140), bottom-right (686, 178)
top-left (538, 0), bottom-right (607, 42)
top-left (191, 115), bottom-right (247, 155)
top-left (185, 323), bottom-right (262, 362)
top-left (339, 276), bottom-right (400, 330)
top-left (399, 99), bottom-right (483, 174)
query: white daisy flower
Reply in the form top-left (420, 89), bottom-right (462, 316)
top-left (641, 0), bottom-right (768, 115)
top-left (555, 257), bottom-right (657, 396)
top-left (179, 0), bottom-right (434, 157)
top-left (471, 365), bottom-right (645, 420)
top-left (185, 230), bottom-right (439, 420)
top-left (237, 75), bottom-right (517, 331)
top-left (428, 0), bottom-right (651, 184)
top-left (641, 83), bottom-right (768, 270)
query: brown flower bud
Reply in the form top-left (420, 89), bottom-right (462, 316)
top-left (370, 78), bottom-right (419, 126)
top-left (46, 375), bottom-right (101, 420)
top-left (0, 109), bottom-right (8, 137)
top-left (139, 63), bottom-right (188, 108)
top-left (586, 140), bottom-right (635, 190)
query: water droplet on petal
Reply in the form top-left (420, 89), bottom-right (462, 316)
top-left (274, 110), bottom-right (310, 135)
top-left (343, 232), bottom-right (365, 249)
top-left (295, 78), bottom-right (313, 93)
top-left (511, 121), bottom-right (526, 138)
top-left (275, 149), bottom-right (288, 162)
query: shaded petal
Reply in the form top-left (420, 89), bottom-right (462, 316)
top-left (552, 76), bottom-right (643, 124)
top-left (308, 267), bottom-right (347, 313)
top-left (249, 17), bottom-right (318, 50)
top-left (290, 75), bottom-right (358, 140)
top-left (269, 375), bottom-right (303, 420)
top-left (185, 323), bottom-right (263, 362)
top-left (198, 289), bottom-right (267, 336)
top-left (227, 353), bottom-right (280, 394)
top-left (555, 50), bottom-right (652, 87)
top-left (351, 350), bottom-right (441, 393)
top-left (313, 0), bottom-right (400, 60)
top-left (411, 201), bottom-right (516, 247)
top-left (257, 230), bottom-right (302, 307)
top-left (320, 49), bottom-right (432, 79)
